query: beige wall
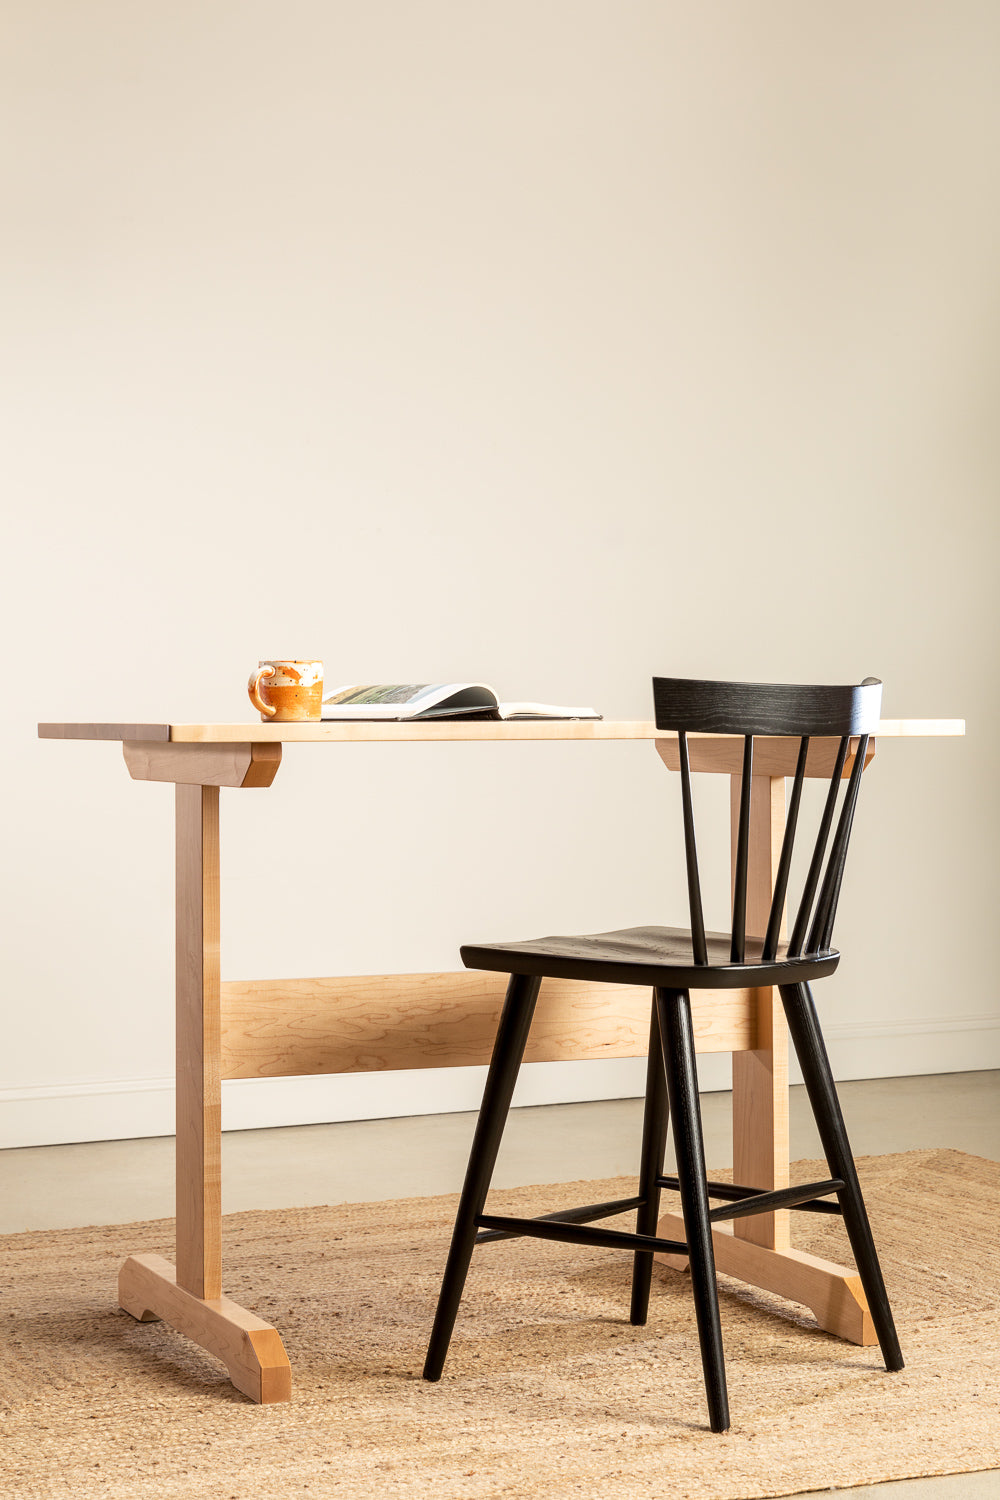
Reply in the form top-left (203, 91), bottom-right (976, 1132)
top-left (2, 2), bottom-right (997, 1145)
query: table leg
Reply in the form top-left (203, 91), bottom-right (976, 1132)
top-left (656, 771), bottom-right (874, 1345)
top-left (732, 775), bottom-right (789, 1253)
top-left (174, 781), bottom-right (222, 1300)
top-left (118, 783), bottom-right (291, 1401)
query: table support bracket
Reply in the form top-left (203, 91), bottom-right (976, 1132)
top-left (653, 1213), bottom-right (874, 1344)
top-left (119, 1253), bottom-right (292, 1402)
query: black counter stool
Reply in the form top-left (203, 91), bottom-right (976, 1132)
top-left (422, 676), bottom-right (903, 1432)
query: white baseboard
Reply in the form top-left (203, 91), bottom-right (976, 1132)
top-left (2, 1016), bottom-right (998, 1149)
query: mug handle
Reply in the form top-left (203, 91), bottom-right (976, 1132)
top-left (248, 665), bottom-right (277, 718)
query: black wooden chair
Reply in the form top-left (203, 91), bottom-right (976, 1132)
top-left (422, 676), bottom-right (904, 1432)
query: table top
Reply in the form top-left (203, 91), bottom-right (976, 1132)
top-left (38, 718), bottom-right (966, 744)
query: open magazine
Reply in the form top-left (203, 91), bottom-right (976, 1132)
top-left (321, 683), bottom-right (602, 721)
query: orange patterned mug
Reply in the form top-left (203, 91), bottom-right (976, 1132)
top-left (247, 660), bottom-right (324, 722)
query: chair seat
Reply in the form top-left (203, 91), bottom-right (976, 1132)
top-left (461, 924), bottom-right (840, 990)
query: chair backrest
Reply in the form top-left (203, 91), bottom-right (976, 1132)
top-left (652, 676), bottom-right (883, 965)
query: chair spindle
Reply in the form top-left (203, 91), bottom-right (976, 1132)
top-left (787, 735), bottom-right (849, 957)
top-left (730, 735), bottom-right (754, 963)
top-left (807, 735), bottom-right (870, 953)
top-left (762, 735), bottom-right (810, 962)
top-left (677, 731), bottom-right (708, 965)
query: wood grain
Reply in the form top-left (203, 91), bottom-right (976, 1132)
top-left (118, 1254), bottom-right (292, 1402)
top-left (175, 785), bottom-right (222, 1300)
top-left (123, 741), bottom-right (282, 788)
top-left (874, 718), bottom-right (964, 736)
top-left (37, 719), bottom-right (965, 745)
top-left (652, 677), bottom-right (884, 736)
top-left (38, 722), bottom-right (170, 741)
top-left (172, 720), bottom-right (660, 743)
top-left (219, 973), bottom-right (757, 1080)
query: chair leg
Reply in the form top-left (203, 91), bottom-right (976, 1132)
top-left (630, 993), bottom-right (670, 1325)
top-left (423, 972), bottom-right (541, 1382)
top-left (778, 981), bottom-right (904, 1372)
top-left (656, 987), bottom-right (730, 1434)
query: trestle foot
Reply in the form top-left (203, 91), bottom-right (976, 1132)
top-left (119, 1253), bottom-right (292, 1403)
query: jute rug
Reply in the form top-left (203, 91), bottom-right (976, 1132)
top-left (1, 1148), bottom-right (997, 1499)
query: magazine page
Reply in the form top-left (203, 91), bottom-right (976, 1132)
top-left (415, 685), bottom-right (502, 717)
top-left (496, 702), bottom-right (601, 720)
top-left (322, 684), bottom-right (452, 719)
top-left (321, 683), bottom-right (499, 720)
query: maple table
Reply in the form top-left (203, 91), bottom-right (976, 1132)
top-left (38, 716), bottom-right (963, 1402)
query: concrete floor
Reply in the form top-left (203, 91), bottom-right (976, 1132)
top-left (2, 1069), bottom-right (998, 1499)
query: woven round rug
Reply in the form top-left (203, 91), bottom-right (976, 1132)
top-left (1, 1148), bottom-right (997, 1498)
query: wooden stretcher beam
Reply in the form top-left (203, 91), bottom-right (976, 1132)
top-left (219, 972), bottom-right (757, 1080)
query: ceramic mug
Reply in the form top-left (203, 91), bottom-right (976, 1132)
top-left (247, 660), bottom-right (324, 722)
